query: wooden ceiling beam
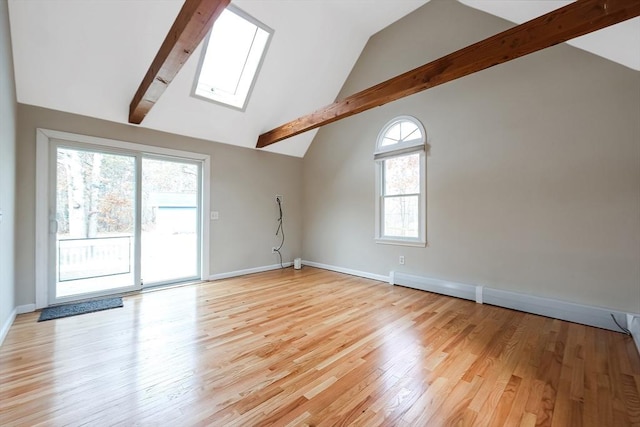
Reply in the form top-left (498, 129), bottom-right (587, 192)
top-left (129, 0), bottom-right (230, 124)
top-left (257, 0), bottom-right (640, 148)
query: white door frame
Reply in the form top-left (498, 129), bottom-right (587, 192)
top-left (35, 128), bottom-right (211, 308)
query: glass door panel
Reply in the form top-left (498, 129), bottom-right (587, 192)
top-left (55, 147), bottom-right (137, 299)
top-left (141, 157), bottom-right (200, 286)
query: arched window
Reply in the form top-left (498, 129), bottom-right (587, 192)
top-left (374, 116), bottom-right (426, 246)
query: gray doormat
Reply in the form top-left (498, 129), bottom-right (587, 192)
top-left (38, 297), bottom-right (123, 322)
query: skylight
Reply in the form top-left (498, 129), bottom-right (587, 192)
top-left (193, 6), bottom-right (272, 110)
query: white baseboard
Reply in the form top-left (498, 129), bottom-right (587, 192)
top-left (208, 262), bottom-right (292, 281)
top-left (628, 314), bottom-right (640, 355)
top-left (391, 270), bottom-right (635, 333)
top-left (17, 304), bottom-right (35, 314)
top-left (302, 261), bottom-right (390, 283)
top-left (0, 308), bottom-right (17, 348)
top-left (0, 304), bottom-right (36, 348)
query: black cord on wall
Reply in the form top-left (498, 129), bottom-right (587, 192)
top-left (274, 197), bottom-right (285, 268)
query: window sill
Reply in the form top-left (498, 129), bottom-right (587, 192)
top-left (375, 238), bottom-right (426, 248)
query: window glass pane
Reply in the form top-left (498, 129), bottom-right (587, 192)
top-left (385, 122), bottom-right (401, 141)
top-left (400, 121), bottom-right (419, 142)
top-left (384, 153), bottom-right (420, 196)
top-left (194, 8), bottom-right (271, 109)
top-left (200, 10), bottom-right (257, 95)
top-left (233, 29), bottom-right (269, 100)
top-left (402, 126), bottom-right (421, 143)
top-left (383, 195), bottom-right (419, 238)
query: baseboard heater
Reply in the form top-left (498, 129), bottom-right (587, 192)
top-left (390, 270), bottom-right (633, 333)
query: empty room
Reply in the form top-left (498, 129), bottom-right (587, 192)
top-left (1, 0), bottom-right (639, 425)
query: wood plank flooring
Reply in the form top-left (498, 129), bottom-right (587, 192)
top-left (1, 267), bottom-right (639, 426)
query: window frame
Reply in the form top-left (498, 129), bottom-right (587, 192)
top-left (190, 4), bottom-right (273, 111)
top-left (374, 116), bottom-right (427, 247)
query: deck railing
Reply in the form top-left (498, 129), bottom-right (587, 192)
top-left (58, 236), bottom-right (132, 282)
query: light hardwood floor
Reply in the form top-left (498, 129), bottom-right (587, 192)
top-left (1, 267), bottom-right (639, 426)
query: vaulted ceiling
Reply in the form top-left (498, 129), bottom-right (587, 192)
top-left (8, 0), bottom-right (639, 157)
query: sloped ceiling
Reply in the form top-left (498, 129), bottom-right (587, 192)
top-left (459, 0), bottom-right (640, 70)
top-left (7, 0), bottom-right (639, 158)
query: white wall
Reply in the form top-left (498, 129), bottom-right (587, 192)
top-left (0, 0), bottom-right (17, 337)
top-left (302, 0), bottom-right (640, 314)
top-left (16, 105), bottom-right (303, 307)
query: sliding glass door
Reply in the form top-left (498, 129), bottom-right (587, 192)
top-left (141, 157), bottom-right (200, 286)
top-left (51, 142), bottom-right (202, 303)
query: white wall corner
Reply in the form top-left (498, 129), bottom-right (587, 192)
top-left (389, 271), bottom-right (395, 285)
top-left (476, 286), bottom-right (484, 304)
top-left (1, 304), bottom-right (38, 347)
top-left (628, 314), bottom-right (640, 356)
top-left (17, 304), bottom-right (36, 314)
top-left (0, 308), bottom-right (17, 348)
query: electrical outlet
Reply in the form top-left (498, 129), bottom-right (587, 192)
top-left (399, 255), bottom-right (405, 265)
top-left (275, 194), bottom-right (283, 203)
